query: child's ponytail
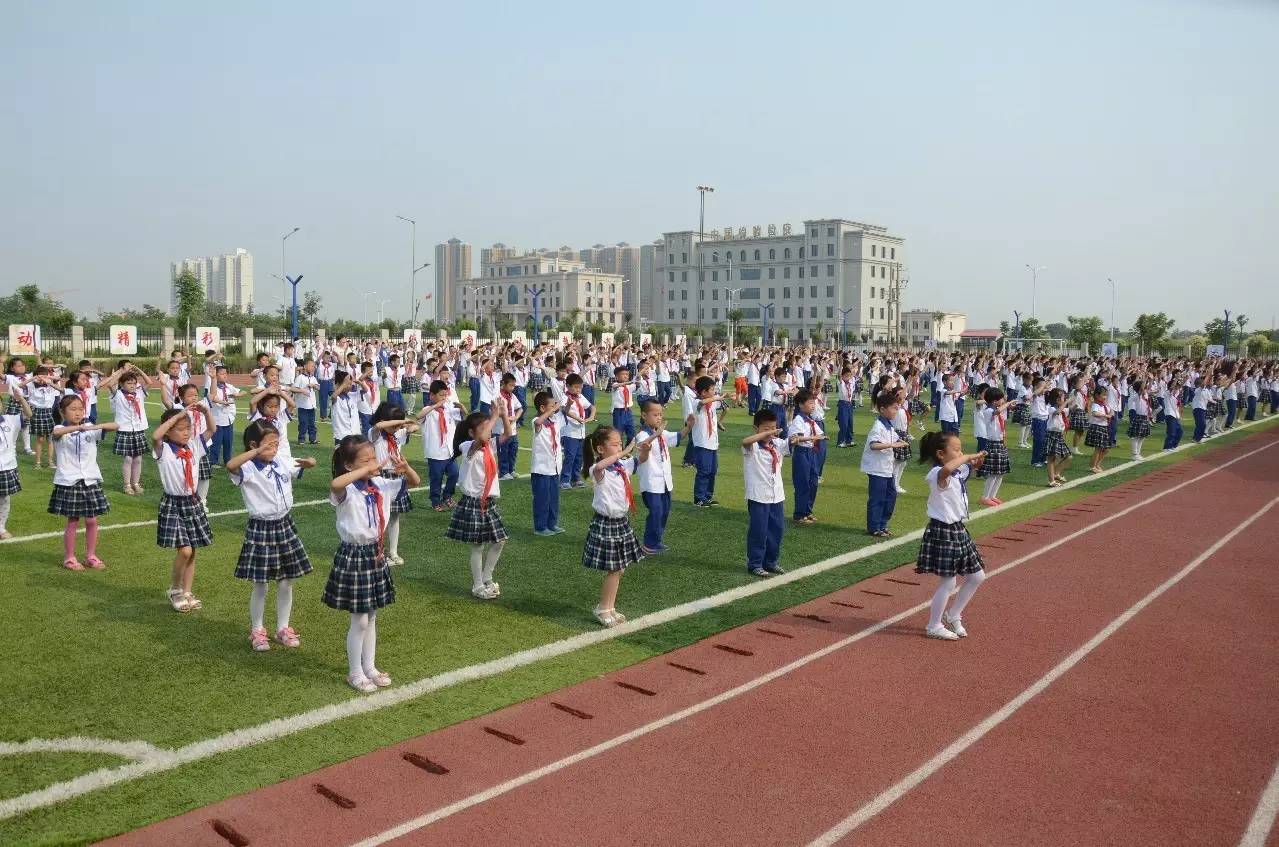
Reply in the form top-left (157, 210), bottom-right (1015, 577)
top-left (582, 425), bottom-right (616, 479)
top-left (918, 430), bottom-right (957, 466)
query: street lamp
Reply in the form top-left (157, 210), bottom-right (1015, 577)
top-left (1223, 309), bottom-right (1231, 355)
top-left (761, 302), bottom-right (775, 347)
top-left (412, 264), bottom-right (430, 326)
top-left (464, 284), bottom-right (485, 331)
top-left (362, 291), bottom-right (378, 325)
top-left (525, 284), bottom-right (547, 343)
top-left (838, 307), bottom-right (856, 350)
top-left (378, 298), bottom-right (392, 324)
top-left (1107, 277), bottom-right (1117, 344)
top-left (1025, 264), bottom-right (1045, 320)
top-left (396, 215), bottom-right (417, 328)
top-left (724, 286), bottom-right (743, 352)
top-left (696, 185), bottom-right (715, 334)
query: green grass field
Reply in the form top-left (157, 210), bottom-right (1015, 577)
top-left (0, 390), bottom-right (1273, 845)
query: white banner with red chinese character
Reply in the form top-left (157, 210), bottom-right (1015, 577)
top-left (600, 332), bottom-right (615, 347)
top-left (640, 333), bottom-right (653, 347)
top-left (402, 329), bottom-right (422, 347)
top-left (7, 325), bottom-right (40, 356)
top-left (109, 325), bottom-right (138, 355)
top-left (194, 327), bottom-right (221, 351)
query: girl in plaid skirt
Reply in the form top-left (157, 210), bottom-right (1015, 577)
top-left (369, 401), bottom-right (419, 566)
top-left (228, 420), bottom-right (318, 651)
top-left (582, 425), bottom-right (652, 627)
top-left (49, 395), bottom-right (118, 570)
top-left (1068, 376), bottom-right (1089, 455)
top-left (1044, 389), bottom-right (1072, 487)
top-left (1085, 387), bottom-right (1115, 473)
top-left (99, 364), bottom-right (154, 495)
top-left (446, 405), bottom-right (513, 600)
top-left (975, 387), bottom-right (1020, 506)
top-left (4, 358), bottom-right (34, 456)
top-left (916, 431), bottom-right (987, 641)
top-left (0, 391), bottom-right (32, 539)
top-left (176, 383), bottom-right (216, 509)
top-left (326, 435), bottom-right (420, 693)
top-left (1126, 381), bottom-right (1153, 461)
top-left (152, 409), bottom-right (214, 612)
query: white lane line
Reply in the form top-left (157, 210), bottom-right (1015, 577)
top-left (807, 496), bottom-right (1279, 847)
top-left (3, 412), bottom-right (1271, 548)
top-left (353, 494), bottom-right (1279, 847)
top-left (1240, 759), bottom-right (1279, 847)
top-left (0, 432), bottom-right (1273, 823)
top-left (0, 738), bottom-right (170, 765)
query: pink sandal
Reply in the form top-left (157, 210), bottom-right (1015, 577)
top-left (63, 557), bottom-right (85, 572)
top-left (85, 555), bottom-right (106, 570)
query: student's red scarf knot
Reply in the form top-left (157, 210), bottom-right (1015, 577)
top-left (610, 462), bottom-right (635, 511)
top-left (479, 441), bottom-right (497, 512)
top-left (173, 443), bottom-right (196, 493)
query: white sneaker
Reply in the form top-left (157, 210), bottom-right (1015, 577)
top-left (471, 584), bottom-right (498, 600)
top-left (895, 486), bottom-right (907, 495)
top-left (388, 553), bottom-right (405, 566)
top-left (942, 614), bottom-right (968, 637)
top-left (485, 580), bottom-right (500, 596)
top-left (593, 606), bottom-right (618, 627)
top-left (926, 625), bottom-right (960, 641)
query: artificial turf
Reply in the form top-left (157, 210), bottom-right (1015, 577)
top-left (0, 391), bottom-right (1272, 845)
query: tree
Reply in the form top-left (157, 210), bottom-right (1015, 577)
top-left (1066, 315), bottom-right (1106, 351)
top-left (1204, 318), bottom-right (1231, 345)
top-left (1045, 322), bottom-right (1070, 340)
top-left (1131, 312), bottom-right (1175, 352)
top-left (727, 308), bottom-right (744, 336)
top-left (1236, 314), bottom-right (1249, 336)
top-left (998, 320), bottom-right (1011, 336)
top-left (172, 269), bottom-right (205, 335)
top-left (814, 320), bottom-right (826, 342)
top-left (1016, 317), bottom-right (1048, 339)
top-left (2, 284), bottom-right (76, 332)
top-left (1188, 334), bottom-right (1207, 358)
top-left (1245, 333), bottom-right (1269, 356)
top-left (301, 291), bottom-right (323, 327)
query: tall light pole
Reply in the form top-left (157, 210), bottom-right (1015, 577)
top-left (1107, 277), bottom-right (1117, 344)
top-left (412, 263), bottom-right (430, 326)
top-left (725, 286), bottom-right (743, 352)
top-left (696, 185), bottom-right (715, 334)
top-left (362, 291), bottom-right (378, 325)
top-left (1223, 309), bottom-right (1231, 355)
top-left (378, 298), bottom-right (392, 324)
top-left (838, 306), bottom-right (855, 350)
top-left (1025, 264), bottom-right (1045, 320)
top-left (525, 284), bottom-right (547, 343)
top-left (283, 227), bottom-right (301, 337)
top-left (464, 284), bottom-right (485, 331)
top-left (761, 302), bottom-right (775, 347)
top-left (396, 215), bottom-right (417, 328)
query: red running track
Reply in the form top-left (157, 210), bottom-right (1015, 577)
top-left (104, 431), bottom-right (1279, 847)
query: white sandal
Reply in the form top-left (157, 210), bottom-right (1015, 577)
top-left (348, 674), bottom-right (378, 694)
top-left (183, 592), bottom-right (203, 611)
top-left (167, 589), bottom-right (191, 613)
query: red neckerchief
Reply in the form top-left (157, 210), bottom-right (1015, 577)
top-left (436, 406), bottom-right (448, 446)
top-left (609, 462), bottom-right (635, 511)
top-left (479, 441), bottom-right (497, 512)
top-left (389, 367), bottom-right (399, 385)
top-left (219, 383), bottom-right (228, 403)
top-left (545, 419), bottom-right (558, 453)
top-left (122, 390), bottom-right (142, 422)
top-left (363, 378), bottom-right (376, 404)
top-left (996, 408), bottom-right (1006, 436)
top-left (173, 443), bottom-right (195, 493)
top-left (502, 390), bottom-right (515, 416)
top-left (760, 440), bottom-right (780, 474)
top-left (703, 400), bottom-right (714, 436)
top-left (572, 395), bottom-right (586, 419)
top-left (79, 387), bottom-right (91, 410)
top-left (621, 385), bottom-right (630, 408)
top-left (187, 407), bottom-right (201, 436)
top-left (356, 479), bottom-right (386, 560)
top-left (383, 429), bottom-right (401, 461)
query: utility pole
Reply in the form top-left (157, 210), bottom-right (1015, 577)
top-left (1108, 278), bottom-right (1117, 343)
top-left (396, 215), bottom-right (417, 327)
top-left (696, 185), bottom-right (714, 334)
top-left (761, 302), bottom-right (775, 347)
top-left (1025, 264), bottom-right (1045, 321)
top-left (525, 284), bottom-right (547, 344)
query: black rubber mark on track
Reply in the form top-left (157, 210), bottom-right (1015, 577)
top-left (210, 820), bottom-right (250, 847)
top-left (714, 644), bottom-right (754, 656)
top-left (1039, 516), bottom-right (1070, 522)
top-left (483, 727), bottom-right (526, 745)
top-left (794, 612), bottom-right (833, 622)
top-left (615, 681), bottom-right (658, 696)
top-left (859, 590), bottom-right (893, 598)
top-left (884, 577), bottom-right (921, 585)
top-left (667, 661), bottom-right (707, 675)
top-left (314, 783), bottom-right (356, 809)
top-left (756, 627), bottom-right (794, 638)
top-left (403, 752), bottom-right (450, 774)
top-left (550, 702), bottom-right (594, 720)
top-left (993, 536), bottom-right (1024, 542)
top-left (830, 600), bottom-right (864, 609)
top-left (977, 543), bottom-right (1006, 550)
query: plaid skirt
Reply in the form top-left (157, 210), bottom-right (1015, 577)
top-left (235, 516), bottom-right (312, 582)
top-left (1206, 401), bottom-right (1219, 418)
top-left (1084, 422), bottom-right (1111, 448)
top-left (380, 470), bottom-right (414, 514)
top-left (976, 440), bottom-right (1010, 477)
top-left (0, 468), bottom-right (21, 496)
top-left (915, 518), bottom-right (985, 578)
top-left (322, 541), bottom-right (395, 612)
top-left (582, 513), bottom-right (645, 572)
top-left (29, 407), bottom-right (54, 437)
top-left (48, 481), bottom-right (110, 517)
top-left (1045, 430), bottom-right (1072, 459)
top-left (4, 397), bottom-right (23, 416)
top-left (892, 429), bottom-right (913, 462)
top-left (157, 493), bottom-right (213, 548)
top-left (445, 494), bottom-right (508, 544)
top-left (198, 453), bottom-right (213, 481)
top-left (1127, 414), bottom-right (1151, 438)
top-left (1068, 408), bottom-right (1087, 433)
top-left (402, 376), bottom-right (420, 394)
top-left (907, 398), bottom-right (927, 417)
top-left (113, 429), bottom-right (149, 456)
top-left (1011, 404), bottom-right (1031, 426)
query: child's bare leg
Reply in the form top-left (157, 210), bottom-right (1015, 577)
top-left (598, 570), bottom-right (622, 612)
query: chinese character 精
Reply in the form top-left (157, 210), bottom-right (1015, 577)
top-left (116, 330), bottom-right (131, 346)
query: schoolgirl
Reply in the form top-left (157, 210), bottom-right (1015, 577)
top-left (1127, 380), bottom-right (1153, 460)
top-left (915, 431), bottom-right (987, 641)
top-left (887, 386), bottom-right (913, 496)
top-left (1068, 376), bottom-right (1089, 454)
top-left (976, 386), bottom-right (1018, 506)
top-left (100, 363), bottom-right (154, 495)
top-left (0, 390), bottom-right (32, 539)
top-left (227, 419), bottom-right (318, 650)
top-left (247, 385), bottom-right (297, 466)
top-left (1085, 386), bottom-right (1115, 473)
top-left (404, 348), bottom-right (423, 413)
top-left (1044, 388), bottom-right (1072, 486)
top-left (151, 409), bottom-right (214, 612)
top-left (495, 372), bottom-right (523, 480)
top-left (1012, 372), bottom-right (1033, 447)
top-left (445, 405), bottom-right (510, 599)
top-left (324, 435), bottom-right (420, 693)
top-left (27, 366), bottom-right (61, 469)
top-left (529, 390), bottom-right (565, 536)
top-left (6, 357), bottom-right (35, 457)
top-left (581, 425), bottom-right (650, 627)
top-left (384, 354), bottom-right (405, 410)
top-left (1161, 374), bottom-right (1184, 450)
top-left (368, 401), bottom-right (419, 566)
top-left (48, 395), bottom-right (119, 570)
top-left (176, 383), bottom-right (216, 509)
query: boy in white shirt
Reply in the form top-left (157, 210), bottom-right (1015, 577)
top-left (861, 391), bottom-right (908, 536)
top-left (208, 365), bottom-right (241, 467)
top-left (559, 373), bottom-right (593, 489)
top-left (529, 390), bottom-right (565, 536)
top-left (417, 379), bottom-right (464, 511)
top-left (293, 359), bottom-right (320, 446)
top-left (688, 375), bottom-right (725, 508)
top-left (742, 408), bottom-right (788, 577)
top-left (494, 373), bottom-right (523, 480)
top-left (634, 398), bottom-right (687, 554)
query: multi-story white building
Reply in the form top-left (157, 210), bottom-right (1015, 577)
top-left (456, 253), bottom-right (627, 332)
top-left (647, 219), bottom-right (905, 343)
top-left (899, 310), bottom-right (967, 347)
top-left (169, 248), bottom-right (254, 313)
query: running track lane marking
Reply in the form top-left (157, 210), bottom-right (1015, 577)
top-left (806, 496), bottom-right (1279, 847)
top-left (1240, 759), bottom-right (1279, 847)
top-left (340, 484), bottom-right (1279, 844)
top-left (0, 433), bottom-right (1273, 823)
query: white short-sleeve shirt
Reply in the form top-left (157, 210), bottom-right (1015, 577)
top-left (591, 458), bottom-right (636, 518)
top-left (925, 463), bottom-right (971, 524)
top-left (53, 428), bottom-right (106, 485)
top-left (635, 428), bottom-right (678, 494)
top-left (332, 476), bottom-right (403, 545)
top-left (743, 437), bottom-right (788, 504)
top-left (231, 457), bottom-right (303, 520)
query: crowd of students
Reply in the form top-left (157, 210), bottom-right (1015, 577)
top-left (3, 338), bottom-right (1276, 688)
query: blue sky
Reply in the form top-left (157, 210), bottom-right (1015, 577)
top-left (2, 0), bottom-right (1276, 332)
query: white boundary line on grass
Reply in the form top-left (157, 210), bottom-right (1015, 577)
top-left (0, 429), bottom-right (1273, 823)
top-left (347, 483), bottom-right (1279, 845)
top-left (1240, 758), bottom-right (1279, 847)
top-left (0, 738), bottom-right (170, 765)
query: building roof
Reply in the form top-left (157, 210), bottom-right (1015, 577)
top-left (960, 329), bottom-right (1000, 338)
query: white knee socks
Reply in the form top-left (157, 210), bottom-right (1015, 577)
top-left (469, 546), bottom-right (485, 590)
top-left (362, 611), bottom-right (378, 677)
top-left (0, 495), bottom-right (10, 533)
top-left (22, 427), bottom-right (31, 452)
top-left (482, 542), bottom-right (504, 584)
top-left (892, 460), bottom-right (906, 489)
top-left (982, 475), bottom-right (1003, 500)
top-left (1131, 438), bottom-right (1143, 458)
top-left (927, 569), bottom-right (986, 630)
top-left (928, 577), bottom-right (957, 630)
top-left (197, 477), bottom-right (210, 502)
top-left (250, 583), bottom-right (268, 631)
top-left (386, 515), bottom-right (401, 558)
top-left (276, 578), bottom-right (294, 629)
top-left (347, 612), bottom-right (375, 679)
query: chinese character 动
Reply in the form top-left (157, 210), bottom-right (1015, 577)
top-left (116, 330), bottom-right (131, 346)
top-left (17, 330), bottom-right (34, 347)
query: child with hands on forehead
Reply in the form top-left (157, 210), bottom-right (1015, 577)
top-left (100, 362), bottom-right (154, 495)
top-left (48, 395), bottom-right (119, 570)
top-left (175, 383), bottom-right (216, 510)
top-left (324, 435), bottom-right (421, 694)
top-left (151, 408), bottom-right (214, 612)
top-left (248, 381), bottom-right (298, 465)
top-left (633, 398), bottom-right (689, 554)
top-left (0, 389), bottom-right (32, 539)
top-left (445, 403), bottom-right (512, 599)
top-left (227, 420), bottom-right (317, 651)
top-left (743, 408), bottom-right (788, 577)
top-left (529, 390), bottom-right (565, 536)
top-left (416, 379), bottom-right (466, 512)
top-left (368, 402), bottom-right (419, 566)
top-left (916, 431), bottom-right (987, 641)
top-left (581, 425), bottom-right (652, 627)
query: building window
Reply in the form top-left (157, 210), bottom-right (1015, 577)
top-left (827, 265), bottom-right (834, 277)
top-left (768, 268), bottom-right (776, 279)
top-left (826, 286), bottom-right (834, 297)
top-left (753, 249), bottom-right (760, 260)
top-left (891, 247), bottom-right (896, 259)
top-left (810, 286), bottom-right (817, 298)
top-left (783, 247), bottom-right (791, 259)
top-left (809, 244), bottom-right (817, 256)
top-left (880, 308), bottom-right (885, 319)
top-left (712, 271), bottom-right (718, 282)
top-left (783, 306), bottom-right (791, 318)
top-left (868, 307), bottom-right (874, 320)
top-left (668, 272), bottom-right (674, 283)
top-left (783, 287), bottom-right (790, 299)
top-left (826, 243), bottom-right (834, 257)
top-left (508, 286), bottom-right (518, 304)
top-left (668, 289), bottom-right (674, 300)
top-left (827, 227), bottom-right (834, 237)
top-left (668, 253), bottom-right (674, 264)
top-left (681, 271), bottom-right (688, 282)
top-left (810, 228), bottom-right (817, 237)
top-left (783, 267), bottom-right (791, 279)
top-left (768, 287), bottom-right (775, 298)
top-left (871, 245), bottom-right (877, 257)
top-left (585, 281), bottom-right (592, 292)
top-left (712, 252), bottom-right (719, 263)
top-left (712, 289), bottom-right (719, 300)
top-left (769, 248), bottom-right (776, 260)
top-left (681, 308), bottom-right (687, 319)
top-left (799, 266), bottom-right (805, 279)
top-left (680, 290), bottom-right (687, 300)
top-left (809, 307), bottom-right (816, 318)
top-left (826, 307), bottom-right (833, 318)
top-left (681, 252), bottom-right (688, 263)
top-left (711, 308), bottom-right (718, 319)
top-left (810, 265), bottom-right (818, 277)
top-left (668, 309), bottom-right (674, 320)
top-left (698, 271), bottom-right (705, 282)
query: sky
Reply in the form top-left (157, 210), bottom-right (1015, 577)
top-left (2, 0), bottom-right (1277, 333)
